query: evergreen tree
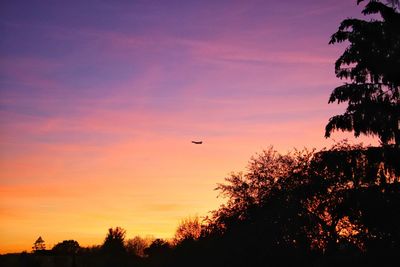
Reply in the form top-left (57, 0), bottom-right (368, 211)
top-left (102, 227), bottom-right (126, 254)
top-left (32, 236), bottom-right (46, 252)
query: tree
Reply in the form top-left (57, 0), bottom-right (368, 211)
top-left (144, 239), bottom-right (170, 257)
top-left (102, 227), bottom-right (126, 254)
top-left (32, 236), bottom-right (46, 252)
top-left (125, 236), bottom-right (153, 257)
top-left (173, 216), bottom-right (202, 244)
top-left (212, 147), bottom-right (313, 229)
top-left (52, 240), bottom-right (80, 255)
top-left (325, 0), bottom-right (400, 146)
top-left (208, 148), bottom-right (319, 261)
top-left (206, 143), bottom-right (400, 265)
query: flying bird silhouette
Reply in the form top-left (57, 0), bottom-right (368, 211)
top-left (191, 141), bottom-right (203, 144)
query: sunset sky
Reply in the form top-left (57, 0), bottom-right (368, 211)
top-left (0, 0), bottom-right (378, 253)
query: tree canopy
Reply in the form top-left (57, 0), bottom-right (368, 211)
top-left (173, 216), bottom-right (202, 244)
top-left (52, 240), bottom-right (80, 255)
top-left (101, 227), bottom-right (126, 255)
top-left (2, 1), bottom-right (400, 267)
top-left (32, 236), bottom-right (46, 252)
top-left (204, 143), bottom-right (400, 266)
top-left (325, 0), bottom-right (400, 146)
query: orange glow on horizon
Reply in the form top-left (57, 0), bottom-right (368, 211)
top-left (0, 129), bottom-right (377, 254)
top-left (0, 0), bottom-right (376, 254)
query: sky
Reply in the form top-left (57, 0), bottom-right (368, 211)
top-left (0, 0), bottom-right (378, 253)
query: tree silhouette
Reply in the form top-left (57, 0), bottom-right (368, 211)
top-left (144, 238), bottom-right (170, 257)
top-left (101, 227), bottom-right (126, 255)
top-left (201, 141), bottom-right (400, 266)
top-left (125, 236), bottom-right (153, 257)
top-left (204, 147), bottom-right (320, 265)
top-left (52, 240), bottom-right (80, 255)
top-left (32, 236), bottom-right (46, 252)
top-left (325, 0), bottom-right (400, 146)
top-left (173, 216), bottom-right (202, 244)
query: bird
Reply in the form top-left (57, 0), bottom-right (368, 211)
top-left (191, 141), bottom-right (203, 144)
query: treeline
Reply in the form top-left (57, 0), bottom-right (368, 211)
top-left (1, 0), bottom-right (399, 266)
top-left (193, 143), bottom-right (400, 267)
top-left (1, 142), bottom-right (399, 267)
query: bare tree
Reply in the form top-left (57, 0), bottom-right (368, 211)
top-left (173, 216), bottom-right (202, 244)
top-left (125, 236), bottom-right (153, 257)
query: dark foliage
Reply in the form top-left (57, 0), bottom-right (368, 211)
top-left (325, 0), bottom-right (400, 146)
top-left (52, 240), bottom-right (80, 255)
top-left (101, 227), bottom-right (126, 255)
top-left (2, 1), bottom-right (399, 267)
top-left (31, 237), bottom-right (46, 254)
top-left (144, 239), bottom-right (171, 258)
top-left (173, 216), bottom-right (202, 244)
top-left (2, 153), bottom-right (399, 267)
top-left (174, 143), bottom-right (400, 267)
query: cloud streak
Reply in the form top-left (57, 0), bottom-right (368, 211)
top-left (0, 0), bottom-right (378, 253)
